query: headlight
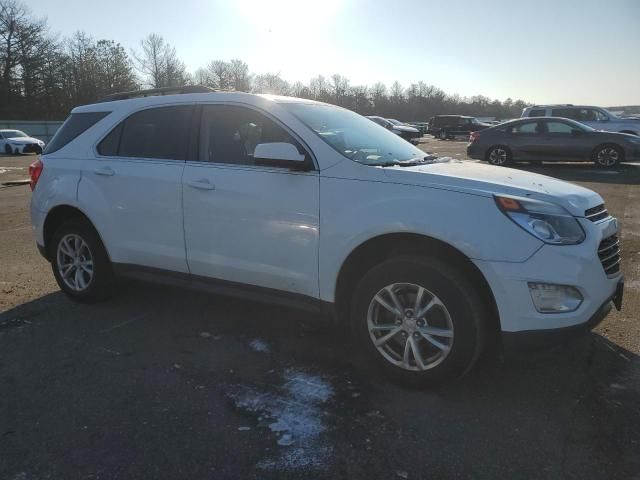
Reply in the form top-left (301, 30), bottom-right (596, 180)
top-left (495, 195), bottom-right (585, 245)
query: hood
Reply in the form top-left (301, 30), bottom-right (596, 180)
top-left (382, 159), bottom-right (602, 216)
top-left (393, 125), bottom-right (419, 133)
top-left (7, 136), bottom-right (43, 144)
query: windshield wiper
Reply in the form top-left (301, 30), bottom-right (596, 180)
top-left (367, 155), bottom-right (439, 167)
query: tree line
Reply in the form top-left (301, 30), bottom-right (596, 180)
top-left (1, 0), bottom-right (530, 121)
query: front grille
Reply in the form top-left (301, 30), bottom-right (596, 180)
top-left (585, 204), bottom-right (609, 222)
top-left (598, 234), bottom-right (621, 276)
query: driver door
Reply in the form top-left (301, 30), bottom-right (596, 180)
top-left (182, 104), bottom-right (320, 298)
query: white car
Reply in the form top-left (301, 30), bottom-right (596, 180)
top-left (521, 105), bottom-right (640, 136)
top-left (29, 88), bottom-right (624, 385)
top-left (0, 129), bottom-right (46, 155)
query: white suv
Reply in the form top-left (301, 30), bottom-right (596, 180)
top-left (29, 88), bottom-right (624, 385)
top-left (521, 105), bottom-right (640, 136)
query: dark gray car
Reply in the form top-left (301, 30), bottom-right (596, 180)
top-left (467, 117), bottom-right (640, 167)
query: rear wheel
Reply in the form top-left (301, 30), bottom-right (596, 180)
top-left (487, 146), bottom-right (511, 166)
top-left (351, 256), bottom-right (486, 386)
top-left (593, 145), bottom-right (623, 167)
top-left (50, 219), bottom-right (115, 302)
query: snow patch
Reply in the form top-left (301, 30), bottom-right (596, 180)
top-left (249, 338), bottom-right (270, 353)
top-left (228, 368), bottom-right (334, 470)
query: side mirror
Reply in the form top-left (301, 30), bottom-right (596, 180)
top-left (254, 142), bottom-right (311, 171)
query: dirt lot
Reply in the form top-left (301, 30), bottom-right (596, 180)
top-left (1, 146), bottom-right (639, 479)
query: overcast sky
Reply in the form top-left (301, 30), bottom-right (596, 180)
top-left (27, 0), bottom-right (640, 106)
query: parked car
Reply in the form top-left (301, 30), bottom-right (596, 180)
top-left (30, 88), bottom-right (624, 386)
top-left (408, 121), bottom-right (429, 135)
top-left (367, 116), bottom-right (421, 143)
top-left (521, 105), bottom-right (640, 136)
top-left (428, 115), bottom-right (490, 140)
top-left (466, 117), bottom-right (640, 167)
top-left (0, 129), bottom-right (45, 154)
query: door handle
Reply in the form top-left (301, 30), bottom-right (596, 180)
top-left (186, 179), bottom-right (215, 190)
top-left (94, 166), bottom-right (115, 176)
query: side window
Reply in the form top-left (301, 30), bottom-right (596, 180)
top-left (199, 105), bottom-right (301, 166)
top-left (529, 109), bottom-right (546, 117)
top-left (546, 121), bottom-right (573, 134)
top-left (99, 106), bottom-right (193, 160)
top-left (577, 109), bottom-right (605, 122)
top-left (551, 108), bottom-right (577, 119)
top-left (97, 123), bottom-right (123, 156)
top-left (511, 121), bottom-right (540, 134)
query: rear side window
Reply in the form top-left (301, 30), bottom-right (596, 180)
top-left (510, 121), bottom-right (540, 134)
top-left (44, 112), bottom-right (110, 154)
top-left (98, 106), bottom-right (193, 160)
top-left (551, 108), bottom-right (577, 119)
top-left (528, 109), bottom-right (545, 117)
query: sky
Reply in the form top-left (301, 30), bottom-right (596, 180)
top-left (26, 0), bottom-right (640, 106)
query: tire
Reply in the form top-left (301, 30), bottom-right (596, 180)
top-left (487, 145), bottom-right (511, 166)
top-left (351, 256), bottom-right (487, 387)
top-left (4, 144), bottom-right (11, 155)
top-left (593, 144), bottom-right (623, 167)
top-left (50, 219), bottom-right (115, 303)
top-left (439, 130), bottom-right (448, 140)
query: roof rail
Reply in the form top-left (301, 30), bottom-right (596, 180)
top-left (96, 85), bottom-right (216, 103)
top-left (532, 104), bottom-right (574, 108)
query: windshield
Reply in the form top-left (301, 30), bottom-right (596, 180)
top-left (471, 118), bottom-right (482, 125)
top-left (4, 130), bottom-right (27, 138)
top-left (387, 119), bottom-right (403, 126)
top-left (286, 103), bottom-right (426, 165)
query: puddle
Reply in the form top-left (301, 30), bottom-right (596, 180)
top-left (228, 368), bottom-right (334, 471)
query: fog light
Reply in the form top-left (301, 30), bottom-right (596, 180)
top-left (528, 283), bottom-right (583, 313)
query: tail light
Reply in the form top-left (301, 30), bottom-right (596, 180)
top-left (469, 131), bottom-right (481, 143)
top-left (28, 159), bottom-right (43, 191)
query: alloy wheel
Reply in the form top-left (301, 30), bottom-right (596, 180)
top-left (596, 147), bottom-right (619, 167)
top-left (367, 282), bottom-right (454, 371)
top-left (488, 148), bottom-right (507, 165)
top-left (56, 233), bottom-right (94, 291)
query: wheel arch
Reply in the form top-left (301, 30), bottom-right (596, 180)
top-left (591, 142), bottom-right (625, 162)
top-left (43, 205), bottom-right (110, 262)
top-left (334, 232), bottom-right (500, 335)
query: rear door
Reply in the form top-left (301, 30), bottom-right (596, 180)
top-left (182, 103), bottom-right (320, 298)
top-left (78, 104), bottom-right (194, 272)
top-left (507, 120), bottom-right (545, 160)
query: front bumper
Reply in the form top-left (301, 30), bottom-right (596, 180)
top-left (501, 279), bottom-right (622, 350)
top-left (473, 216), bottom-right (623, 334)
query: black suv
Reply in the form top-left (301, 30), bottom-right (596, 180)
top-left (428, 115), bottom-right (490, 140)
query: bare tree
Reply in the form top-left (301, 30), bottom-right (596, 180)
top-left (207, 59), bottom-right (231, 89)
top-left (252, 72), bottom-right (289, 95)
top-left (133, 33), bottom-right (187, 88)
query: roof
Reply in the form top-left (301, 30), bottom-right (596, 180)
top-left (74, 88), bottom-right (322, 113)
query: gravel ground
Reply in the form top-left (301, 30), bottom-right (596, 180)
top-left (1, 147), bottom-right (639, 480)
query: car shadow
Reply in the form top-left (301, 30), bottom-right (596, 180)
top-left (1, 284), bottom-right (639, 478)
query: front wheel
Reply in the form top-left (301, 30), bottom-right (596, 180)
top-left (439, 130), bottom-right (448, 140)
top-left (351, 256), bottom-right (486, 386)
top-left (593, 145), bottom-right (623, 167)
top-left (50, 219), bottom-right (115, 302)
top-left (4, 144), bottom-right (12, 155)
